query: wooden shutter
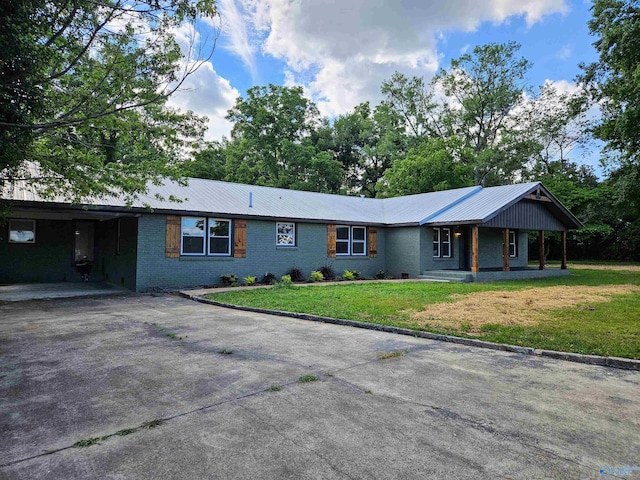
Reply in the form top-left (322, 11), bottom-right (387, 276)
top-left (165, 215), bottom-right (181, 258)
top-left (234, 220), bottom-right (246, 258)
top-left (327, 224), bottom-right (336, 258)
top-left (368, 227), bottom-right (377, 258)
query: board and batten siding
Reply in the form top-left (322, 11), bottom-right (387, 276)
top-left (483, 200), bottom-right (566, 231)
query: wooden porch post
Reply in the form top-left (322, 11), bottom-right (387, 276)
top-left (471, 225), bottom-right (479, 273)
top-left (561, 230), bottom-right (568, 270)
top-left (538, 230), bottom-right (545, 270)
top-left (502, 228), bottom-right (510, 272)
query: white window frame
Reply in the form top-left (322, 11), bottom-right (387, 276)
top-left (208, 218), bottom-right (232, 256)
top-left (509, 230), bottom-right (518, 258)
top-left (351, 226), bottom-right (367, 256)
top-left (180, 217), bottom-right (232, 256)
top-left (8, 219), bottom-right (36, 244)
top-left (441, 227), bottom-right (451, 258)
top-left (180, 216), bottom-right (206, 256)
top-left (276, 222), bottom-right (296, 246)
top-left (336, 225), bottom-right (350, 256)
top-left (433, 227), bottom-right (451, 258)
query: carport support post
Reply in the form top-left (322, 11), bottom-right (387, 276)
top-left (538, 230), bottom-right (545, 270)
top-left (471, 225), bottom-right (479, 273)
top-left (561, 230), bottom-right (568, 270)
top-left (502, 228), bottom-right (510, 272)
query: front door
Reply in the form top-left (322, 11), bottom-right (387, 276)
top-left (74, 221), bottom-right (95, 262)
top-left (459, 226), bottom-right (470, 270)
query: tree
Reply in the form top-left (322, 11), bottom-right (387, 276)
top-left (381, 139), bottom-right (473, 197)
top-left (434, 42), bottom-right (533, 186)
top-left (580, 0), bottom-right (640, 258)
top-left (220, 85), bottom-right (344, 192)
top-left (0, 0), bottom-right (217, 203)
top-left (327, 102), bottom-right (405, 197)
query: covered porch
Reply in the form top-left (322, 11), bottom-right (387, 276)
top-left (419, 185), bottom-right (581, 282)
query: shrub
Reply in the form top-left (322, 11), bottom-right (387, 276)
top-left (220, 274), bottom-right (238, 287)
top-left (374, 269), bottom-right (386, 280)
top-left (261, 272), bottom-right (277, 285)
top-left (318, 263), bottom-right (335, 281)
top-left (243, 276), bottom-right (256, 286)
top-left (287, 266), bottom-right (305, 282)
top-left (309, 271), bottom-right (324, 282)
top-left (273, 274), bottom-right (294, 289)
top-left (351, 270), bottom-right (361, 279)
top-left (341, 270), bottom-right (355, 281)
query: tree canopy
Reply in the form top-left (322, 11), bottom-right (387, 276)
top-left (0, 0), bottom-right (217, 203)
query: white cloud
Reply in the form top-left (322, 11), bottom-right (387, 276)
top-left (555, 43), bottom-right (573, 60)
top-left (240, 0), bottom-right (569, 117)
top-left (167, 61), bottom-right (240, 141)
top-left (217, 0), bottom-right (258, 81)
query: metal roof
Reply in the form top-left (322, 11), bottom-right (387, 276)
top-left (421, 182), bottom-right (582, 229)
top-left (1, 176), bottom-right (582, 228)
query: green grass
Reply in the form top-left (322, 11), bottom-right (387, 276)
top-left (208, 268), bottom-right (640, 359)
top-left (298, 374), bottom-right (319, 383)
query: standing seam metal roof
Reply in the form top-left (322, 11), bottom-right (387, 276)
top-left (2, 177), bottom-right (581, 228)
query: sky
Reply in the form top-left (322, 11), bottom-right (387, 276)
top-left (167, 0), bottom-right (601, 170)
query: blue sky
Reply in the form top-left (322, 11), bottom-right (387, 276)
top-left (168, 0), bottom-right (601, 171)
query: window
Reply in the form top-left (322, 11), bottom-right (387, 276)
top-left (181, 217), bottom-right (231, 256)
top-left (336, 226), bottom-right (350, 255)
top-left (209, 219), bottom-right (231, 255)
top-left (352, 226), bottom-right (366, 255)
top-left (9, 219), bottom-right (36, 243)
top-left (336, 226), bottom-right (366, 256)
top-left (276, 222), bottom-right (295, 246)
top-left (433, 227), bottom-right (451, 258)
top-left (509, 230), bottom-right (518, 257)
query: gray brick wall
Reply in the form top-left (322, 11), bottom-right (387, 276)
top-left (135, 215), bottom-right (386, 291)
top-left (477, 228), bottom-right (528, 269)
top-left (384, 227), bottom-right (421, 278)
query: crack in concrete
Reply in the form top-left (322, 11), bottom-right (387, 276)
top-left (236, 403), bottom-right (358, 480)
top-left (322, 373), bottom-right (613, 479)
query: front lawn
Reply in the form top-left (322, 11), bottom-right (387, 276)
top-left (207, 267), bottom-right (640, 359)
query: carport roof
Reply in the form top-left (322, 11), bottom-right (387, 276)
top-left (2, 176), bottom-right (582, 228)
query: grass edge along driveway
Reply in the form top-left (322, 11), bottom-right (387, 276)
top-left (207, 267), bottom-right (640, 360)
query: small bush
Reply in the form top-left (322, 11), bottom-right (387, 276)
top-left (374, 269), bottom-right (386, 279)
top-left (298, 374), bottom-right (319, 383)
top-left (309, 270), bottom-right (324, 282)
top-left (220, 274), bottom-right (238, 287)
top-left (243, 276), bottom-right (256, 286)
top-left (319, 263), bottom-right (336, 281)
top-left (261, 272), bottom-right (277, 285)
top-left (273, 274), bottom-right (294, 289)
top-left (351, 270), bottom-right (361, 279)
top-left (287, 266), bottom-right (305, 282)
top-left (341, 270), bottom-right (356, 281)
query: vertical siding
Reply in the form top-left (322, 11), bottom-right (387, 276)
top-left (484, 200), bottom-right (565, 231)
top-left (135, 215), bottom-right (386, 291)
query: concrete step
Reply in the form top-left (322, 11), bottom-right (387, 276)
top-left (417, 270), bottom-right (474, 283)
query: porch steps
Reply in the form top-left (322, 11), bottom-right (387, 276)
top-left (417, 270), bottom-right (474, 283)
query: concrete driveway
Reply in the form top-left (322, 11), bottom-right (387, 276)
top-left (1, 295), bottom-right (639, 479)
